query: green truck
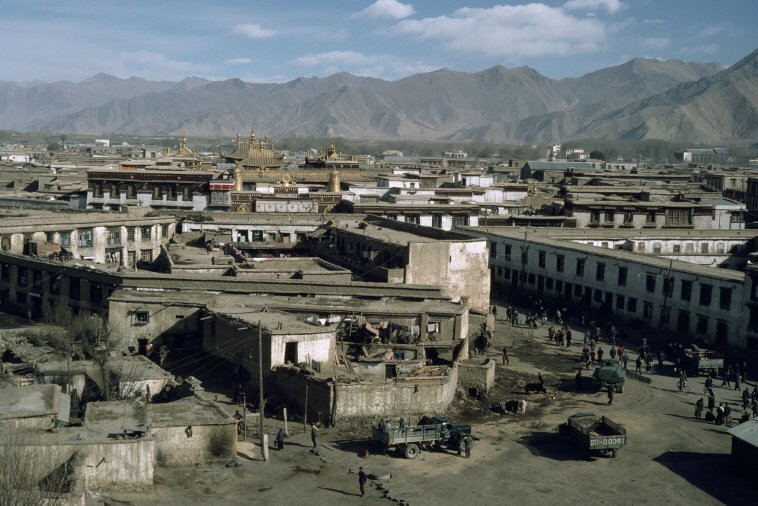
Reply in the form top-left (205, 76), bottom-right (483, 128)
top-left (592, 359), bottom-right (626, 393)
top-left (559, 412), bottom-right (627, 458)
top-left (372, 416), bottom-right (473, 459)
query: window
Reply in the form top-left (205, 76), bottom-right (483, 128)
top-left (556, 280), bottom-right (563, 292)
top-left (660, 306), bottom-right (671, 325)
top-left (617, 267), bottom-right (627, 287)
top-left (627, 297), bottom-right (637, 313)
top-left (128, 227), bottom-right (135, 241)
top-left (699, 284), bottom-right (712, 307)
top-left (136, 311), bottom-right (150, 324)
top-left (653, 242), bottom-right (662, 254)
top-left (677, 310), bottom-right (690, 332)
top-left (716, 243), bottom-right (725, 254)
top-left (576, 258), bottom-right (585, 277)
top-left (166, 186), bottom-right (176, 201)
top-left (504, 244), bottom-right (512, 262)
top-left (538, 250), bottom-right (546, 268)
top-left (527, 273), bottom-right (535, 285)
top-left (666, 209), bottom-right (692, 226)
top-left (141, 226), bottom-right (151, 240)
top-left (720, 287), bottom-right (732, 311)
top-left (643, 301), bottom-right (654, 319)
top-left (140, 249), bottom-right (153, 262)
top-left (623, 212), bottom-right (633, 224)
top-left (127, 184), bottom-right (136, 198)
top-left (646, 273), bottom-right (656, 293)
top-left (685, 243), bottom-right (694, 254)
top-left (604, 210), bottom-right (614, 222)
top-left (431, 215), bottom-right (442, 228)
top-left (452, 215), bottom-right (469, 227)
top-left (46, 232), bottom-right (55, 243)
top-left (152, 186), bottom-right (161, 199)
top-left (593, 289), bottom-right (603, 303)
top-left (110, 184), bottom-right (120, 197)
top-left (77, 230), bottom-right (93, 248)
top-left (681, 280), bottom-right (692, 302)
top-left (59, 232), bottom-right (70, 247)
top-left (663, 277), bottom-right (674, 297)
top-left (405, 215), bottom-right (419, 225)
top-left (503, 268), bottom-right (510, 280)
top-left (490, 243), bottom-right (497, 258)
top-left (546, 278), bottom-right (553, 290)
top-left (700, 243), bottom-right (709, 254)
top-left (646, 211), bottom-right (656, 223)
top-left (638, 242), bottom-right (646, 253)
top-left (595, 262), bottom-right (605, 282)
top-left (616, 294), bottom-right (625, 309)
top-left (183, 187), bottom-right (191, 200)
top-left (673, 244), bottom-right (681, 254)
top-left (590, 210), bottom-right (600, 223)
top-left (556, 255), bottom-right (565, 272)
top-left (696, 315), bottom-right (709, 333)
top-left (106, 228), bottom-right (120, 245)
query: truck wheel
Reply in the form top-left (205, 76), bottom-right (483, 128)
top-left (617, 384), bottom-right (624, 394)
top-left (612, 449), bottom-right (619, 458)
top-left (404, 444), bottom-right (420, 459)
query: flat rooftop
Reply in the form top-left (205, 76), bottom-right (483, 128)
top-left (328, 215), bottom-right (481, 245)
top-left (0, 384), bottom-right (61, 420)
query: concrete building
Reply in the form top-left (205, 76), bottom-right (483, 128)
top-left (462, 226), bottom-right (754, 349)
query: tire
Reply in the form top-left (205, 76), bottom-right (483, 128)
top-left (612, 449), bottom-right (619, 458)
top-left (617, 383), bottom-right (624, 394)
top-left (404, 444), bottom-right (420, 459)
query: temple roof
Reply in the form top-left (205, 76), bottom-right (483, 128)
top-left (222, 129), bottom-right (286, 170)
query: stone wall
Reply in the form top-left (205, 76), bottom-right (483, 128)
top-left (457, 358), bottom-right (496, 395)
top-left (152, 424), bottom-right (237, 466)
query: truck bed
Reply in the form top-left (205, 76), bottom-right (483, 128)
top-left (563, 414), bottom-right (626, 451)
top-left (373, 423), bottom-right (443, 446)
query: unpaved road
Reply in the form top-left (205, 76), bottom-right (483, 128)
top-left (99, 317), bottom-right (757, 506)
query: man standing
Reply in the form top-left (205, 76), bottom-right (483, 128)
top-left (358, 467), bottom-right (368, 497)
top-left (502, 346), bottom-right (509, 367)
top-left (704, 375), bottom-right (713, 395)
top-left (463, 434), bottom-right (473, 458)
top-left (695, 398), bottom-right (704, 419)
top-left (311, 422), bottom-right (320, 450)
top-left (607, 384), bottom-right (616, 405)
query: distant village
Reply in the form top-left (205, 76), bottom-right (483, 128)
top-left (1, 132), bottom-right (758, 501)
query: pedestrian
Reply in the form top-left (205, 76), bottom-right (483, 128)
top-left (502, 346), bottom-right (509, 367)
top-left (622, 353), bottom-right (629, 371)
top-left (358, 467), bottom-right (368, 497)
top-left (752, 399), bottom-right (758, 418)
top-left (566, 329), bottom-right (572, 348)
top-left (635, 356), bottom-right (642, 375)
top-left (597, 346), bottom-right (604, 363)
top-left (724, 403), bottom-right (732, 425)
top-left (695, 398), bottom-right (704, 419)
top-left (743, 388), bottom-right (751, 410)
top-left (734, 373), bottom-right (741, 391)
top-left (607, 384), bottom-right (615, 405)
top-left (311, 422), bottom-right (320, 450)
top-left (275, 428), bottom-right (285, 451)
top-left (575, 369), bottom-right (583, 392)
top-left (463, 434), bottom-right (473, 458)
top-left (704, 375), bottom-right (713, 395)
top-left (610, 346), bottom-right (617, 359)
top-left (233, 410), bottom-right (242, 435)
top-left (721, 366), bottom-right (732, 388)
top-left (708, 390), bottom-right (716, 413)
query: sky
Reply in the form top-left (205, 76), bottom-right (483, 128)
top-left (1, 0), bottom-right (755, 84)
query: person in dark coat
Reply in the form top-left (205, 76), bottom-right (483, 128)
top-left (694, 398), bottom-right (704, 419)
top-left (358, 467), bottom-right (368, 497)
top-left (607, 384), bottom-right (615, 405)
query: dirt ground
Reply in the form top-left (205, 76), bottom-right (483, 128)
top-left (66, 310), bottom-right (758, 505)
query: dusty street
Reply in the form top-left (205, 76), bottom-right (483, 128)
top-left (99, 315), bottom-right (757, 506)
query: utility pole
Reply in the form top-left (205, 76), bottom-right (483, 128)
top-left (258, 321), bottom-right (266, 458)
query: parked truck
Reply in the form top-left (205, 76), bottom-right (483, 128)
top-left (559, 412), bottom-right (627, 458)
top-left (372, 416), bottom-right (473, 459)
top-left (592, 359), bottom-right (626, 393)
top-left (678, 345), bottom-right (723, 377)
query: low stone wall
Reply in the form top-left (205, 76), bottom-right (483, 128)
top-left (334, 365), bottom-right (458, 420)
top-left (152, 424), bottom-right (237, 466)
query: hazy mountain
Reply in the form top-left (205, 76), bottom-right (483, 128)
top-left (0, 50), bottom-right (755, 144)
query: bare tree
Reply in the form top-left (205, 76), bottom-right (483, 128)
top-left (0, 424), bottom-right (75, 506)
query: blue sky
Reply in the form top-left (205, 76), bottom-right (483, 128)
top-left (1, 0), bottom-right (755, 84)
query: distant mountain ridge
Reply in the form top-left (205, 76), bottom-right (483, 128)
top-left (1, 49), bottom-right (756, 144)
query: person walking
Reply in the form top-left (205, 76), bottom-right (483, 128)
top-left (463, 434), bottom-right (473, 458)
top-left (607, 384), bottom-right (616, 405)
top-left (275, 428), bottom-right (285, 451)
top-left (311, 422), bottom-right (320, 450)
top-left (704, 375), bottom-right (713, 395)
top-left (502, 346), bottom-right (509, 367)
top-left (358, 467), bottom-right (368, 497)
top-left (695, 398), bottom-right (704, 419)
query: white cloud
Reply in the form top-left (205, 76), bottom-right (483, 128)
top-left (357, 0), bottom-right (415, 20)
top-left (395, 4), bottom-right (607, 58)
top-left (563, 0), bottom-right (622, 14)
top-left (290, 50), bottom-right (436, 80)
top-left (643, 37), bottom-right (669, 49)
top-left (226, 58), bottom-right (251, 65)
top-left (232, 23), bottom-right (276, 39)
top-left (643, 18), bottom-right (665, 25)
top-left (120, 50), bottom-right (214, 77)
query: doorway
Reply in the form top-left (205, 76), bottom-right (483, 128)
top-left (284, 342), bottom-right (298, 364)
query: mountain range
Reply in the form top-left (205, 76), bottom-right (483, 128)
top-left (1, 49), bottom-right (757, 144)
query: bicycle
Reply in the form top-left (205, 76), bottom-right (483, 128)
top-left (676, 378), bottom-right (689, 393)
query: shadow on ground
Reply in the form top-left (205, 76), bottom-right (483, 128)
top-left (653, 451), bottom-right (757, 505)
top-left (517, 431), bottom-right (588, 461)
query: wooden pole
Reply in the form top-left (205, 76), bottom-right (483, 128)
top-left (304, 382), bottom-right (309, 432)
top-left (258, 321), bottom-right (266, 460)
top-left (283, 408), bottom-right (289, 437)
